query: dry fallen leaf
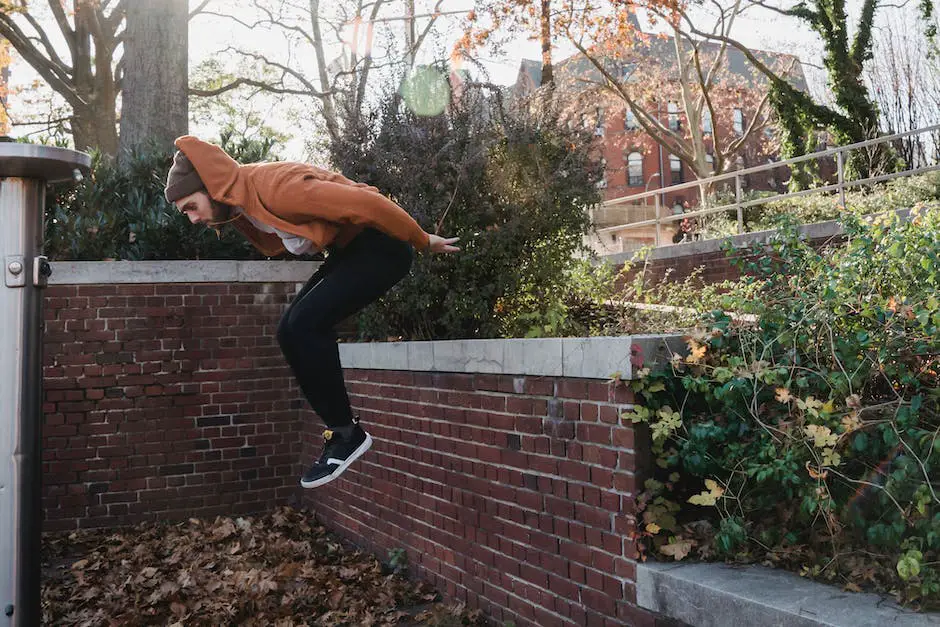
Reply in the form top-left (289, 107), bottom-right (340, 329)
top-left (660, 539), bottom-right (695, 561)
top-left (41, 506), bottom-right (484, 626)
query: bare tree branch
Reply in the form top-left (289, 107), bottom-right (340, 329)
top-left (410, 0), bottom-right (445, 66)
top-left (190, 0), bottom-right (212, 19)
top-left (22, 4), bottom-right (69, 72)
top-left (190, 76), bottom-right (328, 97)
top-left (0, 15), bottom-right (81, 106)
top-left (47, 0), bottom-right (76, 61)
top-left (678, 13), bottom-right (852, 130)
top-left (104, 0), bottom-right (126, 33)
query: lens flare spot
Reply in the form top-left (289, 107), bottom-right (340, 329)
top-left (400, 66), bottom-right (450, 117)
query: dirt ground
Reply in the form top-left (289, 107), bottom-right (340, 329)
top-left (41, 506), bottom-right (484, 626)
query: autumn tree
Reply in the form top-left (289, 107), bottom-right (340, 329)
top-left (458, 0), bottom-right (557, 89)
top-left (193, 0), bottom-right (460, 149)
top-left (0, 0), bottom-right (207, 155)
top-left (0, 0), bottom-right (124, 152)
top-left (461, 0), bottom-right (788, 199)
top-left (677, 0), bottom-right (920, 182)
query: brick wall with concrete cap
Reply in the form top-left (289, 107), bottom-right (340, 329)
top-left (602, 216), bottom-right (848, 285)
top-left (42, 260), bottom-right (683, 627)
top-left (600, 209), bottom-right (914, 287)
top-left (301, 335), bottom-right (683, 627)
top-left (42, 261), bottom-right (317, 531)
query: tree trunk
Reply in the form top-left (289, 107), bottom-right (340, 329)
top-left (73, 102), bottom-right (119, 155)
top-left (119, 0), bottom-right (189, 157)
top-left (71, 1), bottom-right (119, 153)
top-left (540, 0), bottom-right (553, 87)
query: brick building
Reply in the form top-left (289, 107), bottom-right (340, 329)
top-left (511, 27), bottom-right (812, 252)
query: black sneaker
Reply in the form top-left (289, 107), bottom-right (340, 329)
top-left (300, 424), bottom-right (373, 488)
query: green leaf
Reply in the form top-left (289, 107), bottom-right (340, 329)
top-left (897, 551), bottom-right (922, 581)
top-left (853, 432), bottom-right (869, 453)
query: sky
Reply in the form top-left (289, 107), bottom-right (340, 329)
top-left (3, 0), bottom-right (921, 160)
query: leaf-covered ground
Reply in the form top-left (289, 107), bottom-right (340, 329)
top-left (42, 506), bottom-right (484, 626)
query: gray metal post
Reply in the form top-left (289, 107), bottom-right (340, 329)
top-left (0, 142), bottom-right (89, 627)
top-left (836, 150), bottom-right (846, 208)
top-left (654, 194), bottom-right (662, 246)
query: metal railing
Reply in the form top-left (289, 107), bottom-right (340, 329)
top-left (596, 123), bottom-right (940, 246)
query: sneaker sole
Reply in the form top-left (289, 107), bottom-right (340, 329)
top-left (300, 433), bottom-right (373, 489)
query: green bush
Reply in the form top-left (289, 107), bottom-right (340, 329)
top-left (44, 133), bottom-right (283, 261)
top-left (522, 252), bottom-right (764, 338)
top-left (624, 203), bottom-right (940, 609)
top-left (330, 78), bottom-right (602, 340)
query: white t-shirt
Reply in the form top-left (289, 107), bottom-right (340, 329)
top-left (236, 208), bottom-right (315, 255)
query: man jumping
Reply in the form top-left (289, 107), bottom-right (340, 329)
top-left (164, 136), bottom-right (459, 488)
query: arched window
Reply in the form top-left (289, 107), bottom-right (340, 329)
top-left (627, 152), bottom-right (643, 187)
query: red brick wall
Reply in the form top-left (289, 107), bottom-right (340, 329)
top-left (41, 282), bottom-right (304, 532)
top-left (618, 232), bottom-right (846, 286)
top-left (41, 279), bottom-right (672, 625)
top-left (302, 369), bottom-right (662, 627)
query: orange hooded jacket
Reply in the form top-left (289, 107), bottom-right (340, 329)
top-left (174, 135), bottom-right (431, 257)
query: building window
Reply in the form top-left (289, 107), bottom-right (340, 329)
top-left (622, 63), bottom-right (637, 82)
top-left (670, 154), bottom-right (683, 184)
top-left (705, 153), bottom-right (715, 172)
top-left (625, 108), bottom-right (638, 130)
top-left (702, 109), bottom-right (713, 134)
top-left (580, 112), bottom-right (590, 129)
top-left (668, 101), bottom-right (680, 131)
top-left (627, 152), bottom-right (643, 187)
top-left (733, 108), bottom-right (744, 134)
top-left (597, 157), bottom-right (608, 188)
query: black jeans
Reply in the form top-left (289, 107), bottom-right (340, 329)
top-left (277, 228), bottom-right (413, 428)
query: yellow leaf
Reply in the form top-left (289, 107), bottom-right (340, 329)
top-left (804, 425), bottom-right (838, 448)
top-left (797, 396), bottom-right (823, 412)
top-left (688, 492), bottom-right (717, 506)
top-left (660, 538), bottom-right (694, 561)
top-left (687, 342), bottom-right (707, 364)
top-left (688, 479), bottom-right (724, 506)
top-left (775, 388), bottom-right (792, 403)
top-left (841, 412), bottom-right (861, 433)
top-left (822, 448), bottom-right (841, 467)
top-left (646, 523), bottom-right (661, 534)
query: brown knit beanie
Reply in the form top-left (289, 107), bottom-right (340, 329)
top-left (164, 151), bottom-right (205, 202)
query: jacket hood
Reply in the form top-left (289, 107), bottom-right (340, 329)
top-left (173, 135), bottom-right (250, 206)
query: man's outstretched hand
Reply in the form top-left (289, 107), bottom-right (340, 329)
top-left (427, 233), bottom-right (460, 253)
